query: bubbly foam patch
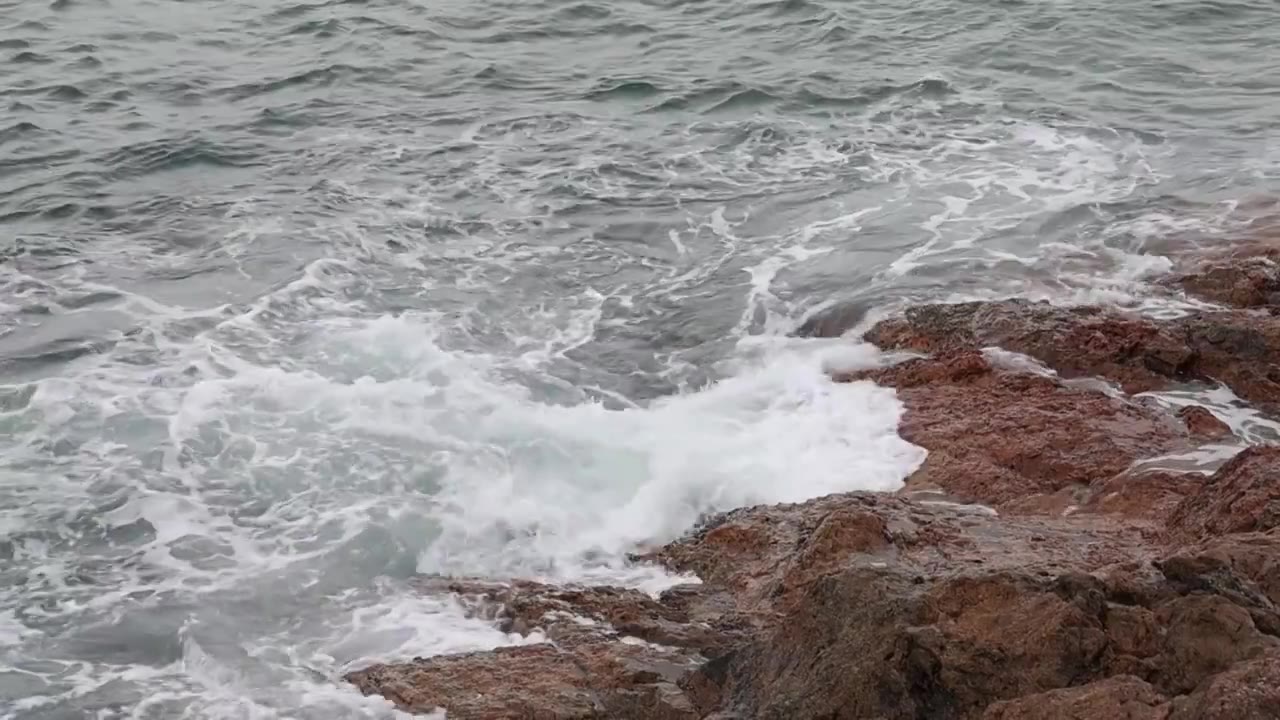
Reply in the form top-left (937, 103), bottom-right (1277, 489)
top-left (399, 326), bottom-right (924, 588)
top-left (0, 48), bottom-right (1247, 720)
top-left (0, 294), bottom-right (923, 717)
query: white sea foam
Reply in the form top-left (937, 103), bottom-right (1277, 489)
top-left (0, 284), bottom-right (924, 718)
top-left (0, 57), bottom-right (1246, 720)
top-left (401, 325), bottom-right (925, 589)
top-left (1139, 385), bottom-right (1280, 448)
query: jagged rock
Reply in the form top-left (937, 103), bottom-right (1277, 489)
top-left (861, 300), bottom-right (1196, 394)
top-left (659, 491), bottom-right (1280, 717)
top-left (1168, 650), bottom-right (1280, 720)
top-left (1177, 405), bottom-right (1232, 440)
top-left (1180, 311), bottom-right (1280, 411)
top-left (433, 577), bottom-right (751, 658)
top-left (349, 491), bottom-right (1280, 719)
top-left (1177, 532), bottom-right (1280, 607)
top-left (1077, 470), bottom-right (1204, 527)
top-left (348, 272), bottom-right (1280, 719)
top-left (346, 584), bottom-right (710, 720)
top-left (1166, 446), bottom-right (1280, 542)
top-left (839, 350), bottom-right (1192, 507)
top-left (630, 494), bottom-right (1158, 719)
top-left (858, 299), bottom-right (1280, 412)
top-left (1166, 224), bottom-right (1280, 310)
top-left (982, 675), bottom-right (1170, 720)
top-left (1170, 255), bottom-right (1280, 310)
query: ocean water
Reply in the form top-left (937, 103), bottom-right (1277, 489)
top-left (2, 0), bottom-right (1279, 717)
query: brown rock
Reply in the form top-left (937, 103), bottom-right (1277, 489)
top-left (861, 301), bottom-right (1196, 394)
top-left (1170, 256), bottom-right (1280, 310)
top-left (1180, 532), bottom-right (1280, 607)
top-left (422, 578), bottom-right (732, 651)
top-left (346, 582), bottom-right (709, 720)
top-left (347, 639), bottom-right (704, 720)
top-left (1169, 650), bottom-right (1280, 720)
top-left (1156, 540), bottom-right (1280, 627)
top-left (1166, 446), bottom-right (1280, 542)
top-left (1078, 470), bottom-right (1204, 527)
top-left (652, 494), bottom-right (1152, 719)
top-left (999, 485), bottom-right (1090, 518)
top-left (1103, 604), bottom-right (1162, 661)
top-left (1155, 594), bottom-right (1280, 694)
top-left (842, 351), bottom-right (1192, 507)
top-left (1177, 406), bottom-right (1232, 440)
top-left (982, 676), bottom-right (1170, 720)
top-left (913, 574), bottom-right (1110, 703)
top-left (349, 489), bottom-right (1280, 719)
top-left (347, 644), bottom-right (600, 718)
top-left (1179, 311), bottom-right (1280, 410)
top-left (858, 299), bottom-right (1280, 411)
top-left (1165, 226), bottom-right (1280, 310)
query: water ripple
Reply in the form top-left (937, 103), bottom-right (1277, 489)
top-left (0, 0), bottom-right (1278, 716)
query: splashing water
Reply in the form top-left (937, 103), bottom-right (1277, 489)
top-left (3, 0), bottom-right (1279, 716)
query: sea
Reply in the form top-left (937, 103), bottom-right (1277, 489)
top-left (1, 0), bottom-right (1278, 717)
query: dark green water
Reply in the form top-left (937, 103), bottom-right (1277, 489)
top-left (2, 0), bottom-right (1278, 717)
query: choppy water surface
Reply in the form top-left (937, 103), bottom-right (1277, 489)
top-left (2, 0), bottom-right (1279, 716)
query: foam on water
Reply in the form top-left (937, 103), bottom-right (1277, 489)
top-left (0, 271), bottom-right (924, 716)
top-left (1140, 384), bottom-right (1280, 449)
top-left (2, 15), bottom-right (1272, 716)
top-left (407, 328), bottom-right (921, 587)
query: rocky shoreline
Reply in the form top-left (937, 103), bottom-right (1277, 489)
top-left (346, 240), bottom-right (1280, 718)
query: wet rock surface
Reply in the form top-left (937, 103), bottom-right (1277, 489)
top-left (1171, 255), bottom-right (1280, 310)
top-left (348, 580), bottom-right (715, 719)
top-left (838, 350), bottom-right (1192, 507)
top-left (1165, 446), bottom-right (1280, 542)
top-left (348, 489), bottom-right (1280, 719)
top-left (852, 298), bottom-right (1280, 412)
top-left (1165, 224), bottom-right (1280, 310)
top-left (346, 243), bottom-right (1280, 719)
top-left (1177, 405), bottom-right (1232, 440)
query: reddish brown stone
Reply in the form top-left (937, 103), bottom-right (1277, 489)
top-left (1180, 312), bottom-right (1280, 410)
top-left (999, 485), bottom-right (1089, 518)
top-left (1078, 470), bottom-right (1204, 527)
top-left (860, 301), bottom-right (1195, 394)
top-left (651, 494), bottom-right (1154, 719)
top-left (1170, 256), bottom-right (1280, 310)
top-left (350, 489), bottom-right (1280, 719)
top-left (1179, 532), bottom-right (1280, 607)
top-left (421, 578), bottom-right (736, 653)
top-left (346, 582), bottom-right (709, 720)
top-left (1103, 604), bottom-right (1162, 662)
top-left (1154, 594), bottom-right (1280, 695)
top-left (1178, 406), bottom-right (1232, 440)
top-left (843, 351), bottom-right (1192, 507)
top-left (1165, 218), bottom-right (1280, 310)
top-left (982, 676), bottom-right (1170, 720)
top-left (1166, 446), bottom-right (1280, 542)
top-left (1168, 650), bottom-right (1280, 720)
top-left (857, 299), bottom-right (1280, 412)
top-left (347, 644), bottom-right (599, 718)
